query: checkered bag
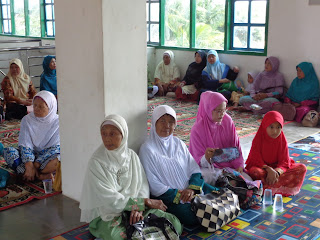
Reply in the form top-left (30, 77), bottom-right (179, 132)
top-left (191, 189), bottom-right (241, 232)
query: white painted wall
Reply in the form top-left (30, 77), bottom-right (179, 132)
top-left (149, 0), bottom-right (320, 88)
top-left (55, 0), bottom-right (105, 201)
top-left (55, 0), bottom-right (146, 201)
top-left (102, 0), bottom-right (147, 152)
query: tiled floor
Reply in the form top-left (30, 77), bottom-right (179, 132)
top-left (0, 121), bottom-right (319, 240)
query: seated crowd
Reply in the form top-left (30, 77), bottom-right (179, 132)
top-left (0, 51), bottom-right (316, 239)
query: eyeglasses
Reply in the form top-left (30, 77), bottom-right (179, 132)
top-left (213, 109), bottom-right (227, 114)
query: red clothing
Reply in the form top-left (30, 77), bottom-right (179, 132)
top-left (246, 111), bottom-right (307, 196)
top-left (175, 86), bottom-right (199, 101)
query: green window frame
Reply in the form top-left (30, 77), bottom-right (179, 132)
top-left (148, 0), bottom-right (269, 56)
top-left (0, 0), bottom-right (13, 34)
top-left (0, 0), bottom-right (55, 38)
top-left (43, 0), bottom-right (54, 37)
top-left (146, 0), bottom-right (160, 44)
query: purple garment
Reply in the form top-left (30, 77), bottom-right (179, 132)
top-left (245, 83), bottom-right (255, 97)
top-left (254, 56), bottom-right (285, 97)
top-left (189, 91), bottom-right (244, 169)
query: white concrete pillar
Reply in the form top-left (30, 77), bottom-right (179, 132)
top-left (55, 0), bottom-right (147, 201)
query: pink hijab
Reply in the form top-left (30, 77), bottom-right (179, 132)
top-left (189, 91), bottom-right (244, 169)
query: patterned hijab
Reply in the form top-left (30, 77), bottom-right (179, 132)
top-left (206, 50), bottom-right (226, 80)
top-left (6, 58), bottom-right (31, 100)
top-left (286, 62), bottom-right (319, 103)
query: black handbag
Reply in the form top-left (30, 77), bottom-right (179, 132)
top-left (216, 169), bottom-right (263, 209)
top-left (191, 188), bottom-right (241, 232)
top-left (123, 212), bottom-right (179, 240)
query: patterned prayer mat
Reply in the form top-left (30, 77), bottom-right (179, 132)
top-left (50, 146), bottom-right (320, 240)
top-left (289, 131), bottom-right (320, 154)
top-left (0, 161), bottom-right (61, 211)
top-left (148, 97), bottom-right (292, 145)
top-left (0, 119), bottom-right (61, 211)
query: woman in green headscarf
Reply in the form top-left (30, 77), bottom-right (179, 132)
top-left (285, 62), bottom-right (319, 122)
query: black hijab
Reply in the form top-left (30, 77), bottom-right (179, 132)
top-left (183, 50), bottom-right (207, 86)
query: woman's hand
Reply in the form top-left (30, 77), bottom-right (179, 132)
top-left (23, 161), bottom-right (36, 181)
top-left (130, 210), bottom-right (143, 225)
top-left (179, 81), bottom-right (186, 87)
top-left (179, 189), bottom-right (194, 203)
top-left (145, 199), bottom-right (167, 212)
top-left (205, 148), bottom-right (216, 163)
top-left (264, 166), bottom-right (279, 185)
top-left (253, 93), bottom-right (267, 101)
top-left (219, 78), bottom-right (230, 83)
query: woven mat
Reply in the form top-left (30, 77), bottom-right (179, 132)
top-left (147, 97), bottom-right (293, 145)
top-left (0, 119), bottom-right (61, 211)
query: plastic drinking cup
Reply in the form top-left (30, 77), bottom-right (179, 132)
top-left (42, 179), bottom-right (53, 194)
top-left (263, 189), bottom-right (273, 205)
top-left (273, 194), bottom-right (283, 211)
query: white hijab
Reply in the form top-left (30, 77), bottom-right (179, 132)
top-left (139, 105), bottom-right (201, 197)
top-left (80, 114), bottom-right (149, 223)
top-left (7, 58), bottom-right (31, 100)
top-left (18, 90), bottom-right (59, 152)
top-left (154, 50), bottom-right (180, 83)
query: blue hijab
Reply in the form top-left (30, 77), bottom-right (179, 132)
top-left (40, 55), bottom-right (57, 96)
top-left (286, 62), bottom-right (319, 103)
top-left (206, 50), bottom-right (226, 80)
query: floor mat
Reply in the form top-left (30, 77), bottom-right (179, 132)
top-left (49, 146), bottom-right (320, 240)
top-left (148, 97), bottom-right (291, 145)
top-left (0, 161), bottom-right (61, 211)
top-left (289, 131), bottom-right (320, 153)
top-left (0, 119), bottom-right (61, 211)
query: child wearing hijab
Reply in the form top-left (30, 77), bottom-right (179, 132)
top-left (201, 50), bottom-right (240, 101)
top-left (283, 62), bottom-right (319, 122)
top-left (40, 55), bottom-right (57, 97)
top-left (154, 50), bottom-right (180, 96)
top-left (175, 50), bottom-right (207, 101)
top-left (189, 91), bottom-right (246, 184)
top-left (239, 56), bottom-right (285, 114)
top-left (0, 90), bottom-right (60, 181)
top-left (230, 72), bottom-right (258, 109)
top-left (246, 111), bottom-right (307, 196)
top-left (80, 114), bottom-right (182, 240)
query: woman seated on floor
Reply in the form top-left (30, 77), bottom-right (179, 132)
top-left (201, 50), bottom-right (240, 101)
top-left (154, 50), bottom-right (180, 97)
top-left (239, 56), bottom-right (285, 114)
top-left (245, 111), bottom-right (307, 196)
top-left (189, 91), bottom-right (247, 185)
top-left (0, 90), bottom-right (60, 181)
top-left (1, 58), bottom-right (37, 120)
top-left (139, 105), bottom-right (219, 226)
top-left (175, 50), bottom-right (207, 101)
top-left (79, 114), bottom-right (182, 240)
top-left (40, 55), bottom-right (57, 98)
top-left (283, 62), bottom-right (319, 122)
